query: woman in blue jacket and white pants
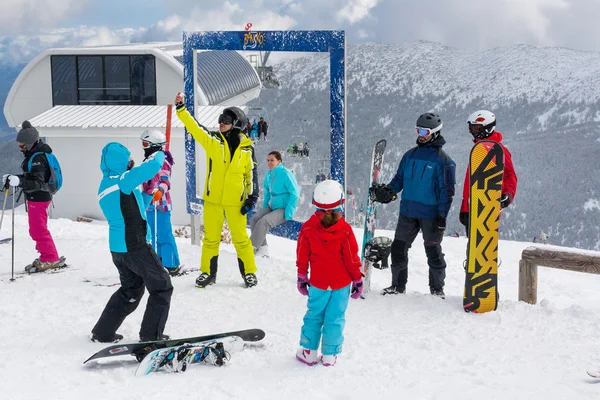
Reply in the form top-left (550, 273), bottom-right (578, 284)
top-left (250, 150), bottom-right (300, 257)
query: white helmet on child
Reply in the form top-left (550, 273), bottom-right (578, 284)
top-left (313, 180), bottom-right (345, 212)
top-left (140, 129), bottom-right (167, 147)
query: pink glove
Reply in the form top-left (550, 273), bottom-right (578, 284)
top-left (297, 274), bottom-right (309, 296)
top-left (350, 279), bottom-right (363, 299)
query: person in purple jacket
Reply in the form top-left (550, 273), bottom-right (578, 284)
top-left (140, 130), bottom-right (181, 277)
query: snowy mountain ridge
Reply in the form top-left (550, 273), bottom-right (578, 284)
top-left (277, 41), bottom-right (600, 130)
top-left (253, 41), bottom-right (600, 250)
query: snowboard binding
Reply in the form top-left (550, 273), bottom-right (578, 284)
top-left (160, 345), bottom-right (193, 373)
top-left (159, 341), bottom-right (231, 373)
top-left (195, 342), bottom-right (230, 367)
top-left (364, 237), bottom-right (392, 270)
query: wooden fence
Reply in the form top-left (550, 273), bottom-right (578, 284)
top-left (518, 246), bottom-right (600, 304)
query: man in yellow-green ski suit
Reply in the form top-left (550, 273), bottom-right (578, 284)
top-left (175, 92), bottom-right (259, 288)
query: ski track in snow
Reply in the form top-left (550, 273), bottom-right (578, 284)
top-left (1, 207), bottom-right (600, 399)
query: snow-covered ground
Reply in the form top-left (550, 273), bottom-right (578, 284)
top-left (2, 207), bottom-right (600, 399)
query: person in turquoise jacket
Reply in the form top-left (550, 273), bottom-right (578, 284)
top-left (91, 142), bottom-right (173, 343)
top-left (250, 150), bottom-right (300, 258)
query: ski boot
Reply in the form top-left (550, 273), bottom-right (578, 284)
top-left (296, 347), bottom-right (318, 366)
top-left (381, 285), bottom-right (405, 295)
top-left (25, 256), bottom-right (66, 273)
top-left (195, 272), bottom-right (216, 288)
top-left (139, 333), bottom-right (170, 342)
top-left (430, 287), bottom-right (445, 299)
top-left (243, 273), bottom-right (258, 288)
top-left (91, 333), bottom-right (124, 343)
top-left (321, 354), bottom-right (337, 367)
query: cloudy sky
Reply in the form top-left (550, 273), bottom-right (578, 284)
top-left (0, 0), bottom-right (598, 63)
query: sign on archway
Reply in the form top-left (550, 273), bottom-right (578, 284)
top-left (183, 30), bottom-right (346, 239)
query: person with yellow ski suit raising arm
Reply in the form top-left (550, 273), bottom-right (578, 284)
top-left (175, 92), bottom-right (259, 288)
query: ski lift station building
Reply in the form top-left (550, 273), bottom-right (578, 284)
top-left (3, 42), bottom-right (262, 225)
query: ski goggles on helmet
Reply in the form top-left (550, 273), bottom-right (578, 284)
top-left (218, 114), bottom-right (234, 125)
top-left (468, 123), bottom-right (485, 135)
top-left (416, 124), bottom-right (442, 137)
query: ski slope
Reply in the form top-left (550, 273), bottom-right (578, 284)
top-left (1, 207), bottom-right (600, 399)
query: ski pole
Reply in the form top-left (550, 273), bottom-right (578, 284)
top-left (0, 188), bottom-right (8, 233)
top-left (10, 186), bottom-right (15, 282)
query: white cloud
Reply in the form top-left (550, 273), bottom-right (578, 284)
top-left (0, 27), bottom-right (144, 63)
top-left (337, 0), bottom-right (379, 24)
top-left (2, 0), bottom-right (600, 65)
top-left (80, 27), bottom-right (130, 47)
top-left (131, 3), bottom-right (297, 44)
top-left (0, 0), bottom-right (88, 34)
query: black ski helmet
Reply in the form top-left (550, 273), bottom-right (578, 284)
top-left (222, 107), bottom-right (248, 132)
top-left (416, 112), bottom-right (443, 139)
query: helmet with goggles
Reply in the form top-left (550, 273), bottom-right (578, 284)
top-left (467, 110), bottom-right (496, 140)
top-left (415, 113), bottom-right (443, 140)
top-left (221, 107), bottom-right (249, 131)
top-left (140, 129), bottom-right (166, 147)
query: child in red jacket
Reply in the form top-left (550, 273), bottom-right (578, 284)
top-left (295, 180), bottom-right (363, 367)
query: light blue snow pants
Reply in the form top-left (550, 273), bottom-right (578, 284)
top-left (146, 210), bottom-right (181, 269)
top-left (299, 284), bottom-right (351, 355)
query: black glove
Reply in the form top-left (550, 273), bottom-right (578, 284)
top-left (369, 183), bottom-right (397, 204)
top-left (435, 214), bottom-right (446, 231)
top-left (241, 196), bottom-right (258, 215)
top-left (499, 193), bottom-right (510, 209)
top-left (459, 212), bottom-right (469, 227)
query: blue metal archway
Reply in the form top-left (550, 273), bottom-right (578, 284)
top-left (183, 30), bottom-right (346, 240)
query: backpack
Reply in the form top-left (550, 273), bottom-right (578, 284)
top-left (27, 152), bottom-right (63, 195)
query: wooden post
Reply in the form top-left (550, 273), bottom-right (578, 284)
top-left (518, 259), bottom-right (537, 304)
top-left (518, 246), bottom-right (600, 305)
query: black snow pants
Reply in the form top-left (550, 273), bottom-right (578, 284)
top-left (92, 244), bottom-right (173, 341)
top-left (389, 215), bottom-right (447, 291)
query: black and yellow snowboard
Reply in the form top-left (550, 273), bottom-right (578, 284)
top-left (463, 141), bottom-right (504, 313)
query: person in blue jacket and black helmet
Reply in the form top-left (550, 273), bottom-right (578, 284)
top-left (370, 112), bottom-right (456, 298)
top-left (91, 142), bottom-right (173, 343)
